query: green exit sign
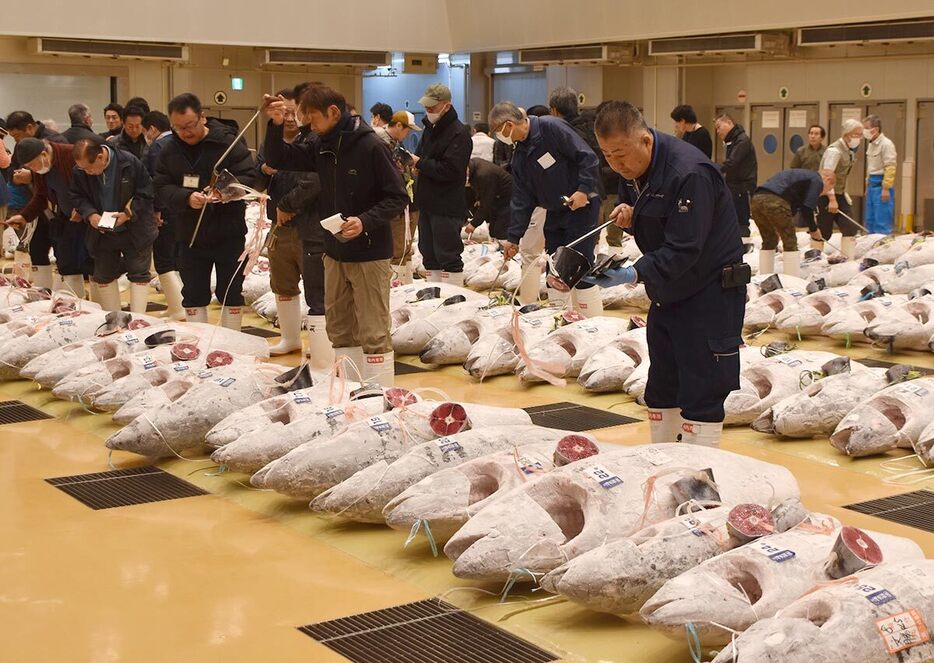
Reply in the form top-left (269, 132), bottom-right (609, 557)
top-left (231, 77), bottom-right (244, 91)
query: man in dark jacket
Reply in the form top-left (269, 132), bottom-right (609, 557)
top-left (255, 88), bottom-right (325, 357)
top-left (588, 101), bottom-right (746, 448)
top-left (100, 103), bottom-right (124, 140)
top-left (153, 93), bottom-right (256, 329)
top-left (670, 104), bottom-right (713, 159)
top-left (715, 114), bottom-right (757, 239)
top-left (111, 106), bottom-right (148, 161)
top-left (490, 101), bottom-right (604, 317)
top-left (7, 138), bottom-right (91, 294)
top-left (262, 84), bottom-right (409, 386)
top-left (4, 111), bottom-right (66, 148)
top-left (71, 138), bottom-right (158, 312)
top-left (466, 158), bottom-right (511, 241)
top-left (413, 83), bottom-right (472, 286)
top-left (62, 104), bottom-right (99, 144)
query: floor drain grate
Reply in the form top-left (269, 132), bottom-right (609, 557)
top-left (843, 490), bottom-right (934, 533)
top-left (0, 400), bottom-right (53, 425)
top-left (298, 598), bottom-right (558, 663)
top-left (241, 325), bottom-right (280, 338)
top-left (394, 361), bottom-right (429, 375)
top-left (46, 466), bottom-right (208, 510)
top-left (524, 402), bottom-right (639, 432)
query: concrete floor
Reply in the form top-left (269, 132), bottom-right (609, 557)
top-left (1, 296), bottom-right (932, 663)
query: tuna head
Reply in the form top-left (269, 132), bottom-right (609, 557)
top-left (724, 371), bottom-right (775, 425)
top-left (419, 319), bottom-right (482, 365)
top-left (464, 330), bottom-right (519, 379)
top-left (51, 357), bottom-right (134, 402)
top-left (709, 618), bottom-right (818, 663)
top-left (516, 336), bottom-right (575, 383)
top-left (577, 339), bottom-right (640, 392)
top-left (383, 470), bottom-right (474, 540)
top-left (829, 398), bottom-right (905, 457)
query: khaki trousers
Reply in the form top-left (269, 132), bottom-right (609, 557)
top-left (323, 255), bottom-right (392, 354)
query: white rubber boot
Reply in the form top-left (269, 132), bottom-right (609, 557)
top-left (783, 250), bottom-right (800, 278)
top-left (304, 314), bottom-right (335, 370)
top-left (649, 408), bottom-right (684, 445)
top-left (95, 280), bottom-right (122, 312)
top-left (269, 295), bottom-right (302, 356)
top-left (425, 270), bottom-right (441, 283)
top-left (547, 286), bottom-right (570, 308)
top-left (31, 264), bottom-right (53, 290)
top-left (219, 305), bottom-right (242, 331)
top-left (363, 351), bottom-right (395, 388)
top-left (185, 306), bottom-right (208, 323)
top-left (679, 420), bottom-right (723, 447)
top-left (841, 236), bottom-right (857, 260)
top-left (334, 346), bottom-right (365, 380)
top-left (441, 271), bottom-right (465, 287)
top-left (571, 285), bottom-right (603, 318)
top-left (518, 260), bottom-right (541, 305)
top-left (759, 249), bottom-right (776, 274)
top-left (129, 282), bottom-right (149, 313)
top-left (158, 271), bottom-right (186, 321)
top-left (62, 274), bottom-right (86, 299)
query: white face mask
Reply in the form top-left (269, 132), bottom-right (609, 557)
top-left (863, 129), bottom-right (876, 141)
top-left (35, 165), bottom-right (50, 175)
top-left (495, 123), bottom-right (514, 145)
top-left (425, 104), bottom-right (448, 125)
top-left (847, 137), bottom-right (862, 149)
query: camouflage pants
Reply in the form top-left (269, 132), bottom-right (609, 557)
top-left (750, 192), bottom-right (797, 251)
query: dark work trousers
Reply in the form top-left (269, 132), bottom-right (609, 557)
top-left (817, 194), bottom-right (859, 239)
top-left (730, 190), bottom-right (751, 238)
top-left (28, 214), bottom-right (54, 266)
top-left (301, 242), bottom-right (326, 316)
top-left (644, 277), bottom-right (746, 422)
top-left (544, 201), bottom-right (600, 290)
top-left (179, 233), bottom-right (246, 308)
top-left (55, 219), bottom-right (93, 276)
top-left (418, 212), bottom-right (465, 272)
top-left (152, 218), bottom-right (180, 275)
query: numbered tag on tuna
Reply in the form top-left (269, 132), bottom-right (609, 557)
top-left (580, 324), bottom-right (598, 334)
top-left (118, 332), bottom-right (140, 346)
top-left (585, 464), bottom-right (623, 489)
top-left (898, 383), bottom-right (929, 398)
top-left (172, 362), bottom-right (190, 372)
top-left (368, 415), bottom-right (392, 433)
top-left (527, 319), bottom-right (543, 328)
top-left (639, 446), bottom-right (673, 466)
top-left (323, 405), bottom-right (344, 419)
top-left (10, 305), bottom-right (23, 313)
top-left (775, 356), bottom-right (803, 368)
top-left (437, 437), bottom-right (462, 453)
top-left (135, 354), bottom-right (157, 370)
top-left (197, 370), bottom-right (213, 379)
top-left (58, 319), bottom-right (76, 327)
top-left (518, 456), bottom-right (545, 475)
top-left (213, 377), bottom-right (236, 388)
top-left (679, 514), bottom-right (709, 537)
top-left (750, 540), bottom-right (796, 562)
top-left (291, 390), bottom-right (311, 405)
top-left (854, 583), bottom-right (897, 606)
top-left (485, 307), bottom-right (507, 318)
top-left (876, 609), bottom-right (931, 655)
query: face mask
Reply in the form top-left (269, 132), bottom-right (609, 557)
top-left (426, 112), bottom-right (441, 124)
top-left (863, 129), bottom-right (876, 141)
top-left (35, 165), bottom-right (50, 175)
top-left (847, 137), bottom-right (862, 149)
top-left (495, 123), bottom-right (514, 145)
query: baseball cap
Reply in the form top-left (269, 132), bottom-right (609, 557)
top-left (418, 83), bottom-right (452, 108)
top-left (14, 137), bottom-right (46, 165)
top-left (391, 110), bottom-right (422, 132)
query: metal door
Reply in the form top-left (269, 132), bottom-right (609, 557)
top-left (783, 104), bottom-right (819, 168)
top-left (829, 102), bottom-right (867, 222)
top-left (917, 102), bottom-right (934, 231)
top-left (203, 107), bottom-right (260, 152)
top-left (867, 101), bottom-right (907, 229)
top-left (714, 105), bottom-right (745, 164)
top-left (751, 105), bottom-right (784, 183)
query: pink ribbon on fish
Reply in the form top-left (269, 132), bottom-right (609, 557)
top-left (237, 192), bottom-right (271, 276)
top-left (510, 309), bottom-right (566, 387)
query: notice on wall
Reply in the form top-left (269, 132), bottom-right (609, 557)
top-left (788, 110), bottom-right (808, 128)
top-left (761, 110), bottom-right (781, 129)
top-left (842, 108), bottom-right (863, 124)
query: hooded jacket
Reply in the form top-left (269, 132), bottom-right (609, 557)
top-left (413, 106), bottom-right (472, 217)
top-left (720, 124), bottom-right (757, 194)
top-left (256, 133), bottom-right (323, 248)
top-left (152, 118), bottom-right (255, 248)
top-left (262, 113), bottom-right (408, 262)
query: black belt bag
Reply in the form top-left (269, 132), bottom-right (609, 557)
top-left (721, 262), bottom-right (752, 289)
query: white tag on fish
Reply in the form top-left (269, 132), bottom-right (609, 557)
top-left (875, 609), bottom-right (931, 655)
top-left (118, 332), bottom-right (140, 345)
top-left (579, 324), bottom-right (598, 334)
top-left (775, 356), bottom-right (803, 368)
top-left (485, 307), bottom-right (507, 318)
top-left (368, 415), bottom-right (392, 433)
top-left (537, 152), bottom-right (556, 170)
top-left (517, 456), bottom-right (545, 475)
top-left (291, 390), bottom-right (311, 404)
top-left (172, 362), bottom-right (190, 372)
top-left (639, 447), bottom-right (673, 466)
top-left (437, 437), bottom-right (462, 453)
top-left (213, 377), bottom-right (236, 388)
top-left (833, 291), bottom-right (850, 298)
top-left (323, 405), bottom-right (344, 419)
top-left (898, 383), bottom-right (929, 398)
top-left (527, 319), bottom-right (543, 328)
top-left (197, 370), bottom-right (213, 379)
top-left (11, 305), bottom-right (23, 313)
top-left (585, 464), bottom-right (623, 489)
top-left (852, 583), bottom-right (897, 606)
top-left (749, 540), bottom-right (796, 562)
top-left (135, 354), bottom-right (157, 370)
top-left (58, 319), bottom-right (76, 327)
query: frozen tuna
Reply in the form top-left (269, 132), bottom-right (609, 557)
top-left (577, 326), bottom-right (648, 392)
top-left (516, 316), bottom-right (630, 383)
top-left (462, 308), bottom-right (557, 379)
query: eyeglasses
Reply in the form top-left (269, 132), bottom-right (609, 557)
top-left (172, 118), bottom-right (201, 134)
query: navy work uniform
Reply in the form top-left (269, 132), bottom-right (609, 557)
top-left (508, 115), bottom-right (601, 268)
top-left (619, 131), bottom-right (746, 437)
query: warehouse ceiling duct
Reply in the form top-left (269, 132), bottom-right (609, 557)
top-left (28, 37), bottom-right (188, 61)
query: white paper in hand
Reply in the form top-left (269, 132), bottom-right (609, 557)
top-left (320, 213), bottom-right (344, 235)
top-left (98, 212), bottom-right (118, 230)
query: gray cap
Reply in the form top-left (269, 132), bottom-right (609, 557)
top-left (14, 137), bottom-right (46, 165)
top-left (418, 83), bottom-right (452, 108)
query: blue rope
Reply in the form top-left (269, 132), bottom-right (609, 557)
top-left (685, 623), bottom-right (703, 663)
top-left (500, 567), bottom-right (541, 603)
top-left (404, 519), bottom-right (438, 557)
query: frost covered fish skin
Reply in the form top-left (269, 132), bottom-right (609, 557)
top-left (311, 424), bottom-right (569, 523)
top-left (419, 305), bottom-right (516, 365)
top-left (0, 296), bottom-right (98, 323)
top-left (540, 501), bottom-right (808, 615)
top-left (875, 264), bottom-right (934, 295)
top-left (111, 375), bottom-right (201, 425)
top-left (863, 296), bottom-right (934, 351)
top-left (578, 327), bottom-right (647, 393)
top-left (743, 288), bottom-right (808, 331)
top-left (383, 436), bottom-right (601, 538)
top-left (862, 233), bottom-right (921, 264)
top-left (724, 351), bottom-right (863, 425)
top-left (711, 560), bottom-right (934, 663)
top-left (444, 445), bottom-right (799, 582)
top-left (393, 298), bottom-right (491, 355)
top-left (641, 522), bottom-right (925, 647)
top-left (752, 367), bottom-right (901, 437)
top-left (104, 363), bottom-right (287, 457)
top-left (256, 402), bottom-right (533, 499)
top-left (212, 396), bottom-right (390, 474)
top-left (772, 287), bottom-right (865, 337)
top-left (462, 308), bottom-right (556, 379)
top-left (899, 235), bottom-right (934, 268)
top-left (516, 317), bottom-right (630, 383)
top-left (829, 377), bottom-right (934, 457)
top-left (819, 296), bottom-right (906, 344)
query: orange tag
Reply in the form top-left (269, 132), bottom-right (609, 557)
top-left (876, 609), bottom-right (931, 655)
